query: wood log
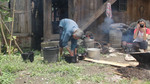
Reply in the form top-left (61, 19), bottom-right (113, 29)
top-left (84, 58), bottom-right (139, 67)
top-left (81, 0), bottom-right (117, 31)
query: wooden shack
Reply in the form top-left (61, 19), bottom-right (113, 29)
top-left (9, 0), bottom-right (150, 49)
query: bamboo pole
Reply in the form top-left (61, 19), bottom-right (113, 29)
top-left (9, 0), bottom-right (16, 55)
top-left (0, 16), bottom-right (9, 50)
top-left (1, 19), bottom-right (23, 54)
top-left (0, 17), bottom-right (1, 53)
top-left (0, 31), bottom-right (2, 54)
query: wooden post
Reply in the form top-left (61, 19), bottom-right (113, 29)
top-left (0, 16), bottom-right (8, 50)
top-left (0, 17), bottom-right (1, 53)
top-left (9, 0), bottom-right (16, 55)
top-left (43, 0), bottom-right (52, 41)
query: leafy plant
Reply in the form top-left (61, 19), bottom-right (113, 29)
top-left (77, 46), bottom-right (85, 54)
top-left (0, 0), bottom-right (12, 22)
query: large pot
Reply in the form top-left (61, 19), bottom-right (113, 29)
top-left (84, 38), bottom-right (95, 48)
top-left (87, 48), bottom-right (100, 60)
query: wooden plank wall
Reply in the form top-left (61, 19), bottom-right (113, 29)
top-left (68, 0), bottom-right (150, 41)
top-left (126, 0), bottom-right (150, 24)
top-left (113, 0), bottom-right (150, 24)
top-left (10, 0), bottom-right (150, 48)
top-left (11, 0), bottom-right (32, 48)
top-left (12, 0), bottom-right (31, 34)
top-left (69, 0), bottom-right (150, 27)
top-left (69, 0), bottom-right (103, 27)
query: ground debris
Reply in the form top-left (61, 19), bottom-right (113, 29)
top-left (117, 66), bottom-right (150, 80)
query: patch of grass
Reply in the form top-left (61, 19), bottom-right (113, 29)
top-left (143, 81), bottom-right (150, 84)
top-left (0, 54), bottom-right (26, 84)
top-left (0, 51), bottom-right (150, 84)
top-left (81, 74), bottom-right (105, 83)
top-left (50, 64), bottom-right (81, 74)
top-left (0, 72), bottom-right (15, 84)
top-left (118, 79), bottom-right (132, 84)
top-left (50, 76), bottom-right (76, 84)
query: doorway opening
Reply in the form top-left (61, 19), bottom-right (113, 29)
top-left (52, 0), bottom-right (68, 34)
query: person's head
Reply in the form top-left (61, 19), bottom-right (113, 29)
top-left (138, 19), bottom-right (146, 28)
top-left (73, 28), bottom-right (84, 39)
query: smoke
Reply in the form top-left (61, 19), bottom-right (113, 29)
top-left (122, 29), bottom-right (134, 43)
top-left (98, 17), bottom-right (114, 34)
top-left (96, 17), bottom-right (114, 42)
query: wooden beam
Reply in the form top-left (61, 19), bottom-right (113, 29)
top-left (84, 58), bottom-right (139, 67)
top-left (43, 0), bottom-right (52, 41)
top-left (81, 0), bottom-right (117, 31)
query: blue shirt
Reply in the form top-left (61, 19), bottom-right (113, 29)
top-left (59, 19), bottom-right (79, 50)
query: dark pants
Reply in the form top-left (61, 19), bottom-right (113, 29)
top-left (133, 41), bottom-right (148, 51)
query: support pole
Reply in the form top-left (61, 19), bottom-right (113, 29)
top-left (9, 0), bottom-right (16, 55)
top-left (0, 16), bottom-right (8, 51)
top-left (1, 19), bottom-right (23, 54)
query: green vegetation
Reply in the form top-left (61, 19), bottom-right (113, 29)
top-left (0, 51), bottom-right (149, 84)
top-left (77, 45), bottom-right (86, 54)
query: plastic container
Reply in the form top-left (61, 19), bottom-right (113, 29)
top-left (109, 29), bottom-right (122, 48)
top-left (43, 46), bottom-right (59, 63)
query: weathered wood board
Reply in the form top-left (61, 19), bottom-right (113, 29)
top-left (84, 58), bottom-right (139, 67)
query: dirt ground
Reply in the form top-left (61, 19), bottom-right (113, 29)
top-left (14, 48), bottom-right (150, 84)
top-left (100, 48), bottom-right (150, 81)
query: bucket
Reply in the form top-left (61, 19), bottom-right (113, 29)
top-left (87, 48), bottom-right (100, 60)
top-left (84, 38), bottom-right (94, 48)
top-left (21, 52), bottom-right (34, 62)
top-left (64, 55), bottom-right (79, 63)
top-left (43, 46), bottom-right (59, 63)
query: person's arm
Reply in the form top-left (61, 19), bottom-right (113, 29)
top-left (61, 32), bottom-right (74, 56)
top-left (66, 47), bottom-right (74, 56)
top-left (143, 29), bottom-right (147, 40)
top-left (143, 28), bottom-right (150, 40)
top-left (134, 24), bottom-right (140, 39)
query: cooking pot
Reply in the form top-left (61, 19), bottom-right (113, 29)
top-left (84, 38), bottom-right (95, 48)
top-left (87, 48), bottom-right (100, 60)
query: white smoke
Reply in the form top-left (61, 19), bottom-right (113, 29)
top-left (99, 17), bottom-right (114, 34)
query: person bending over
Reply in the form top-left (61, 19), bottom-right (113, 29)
top-left (59, 18), bottom-right (84, 56)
